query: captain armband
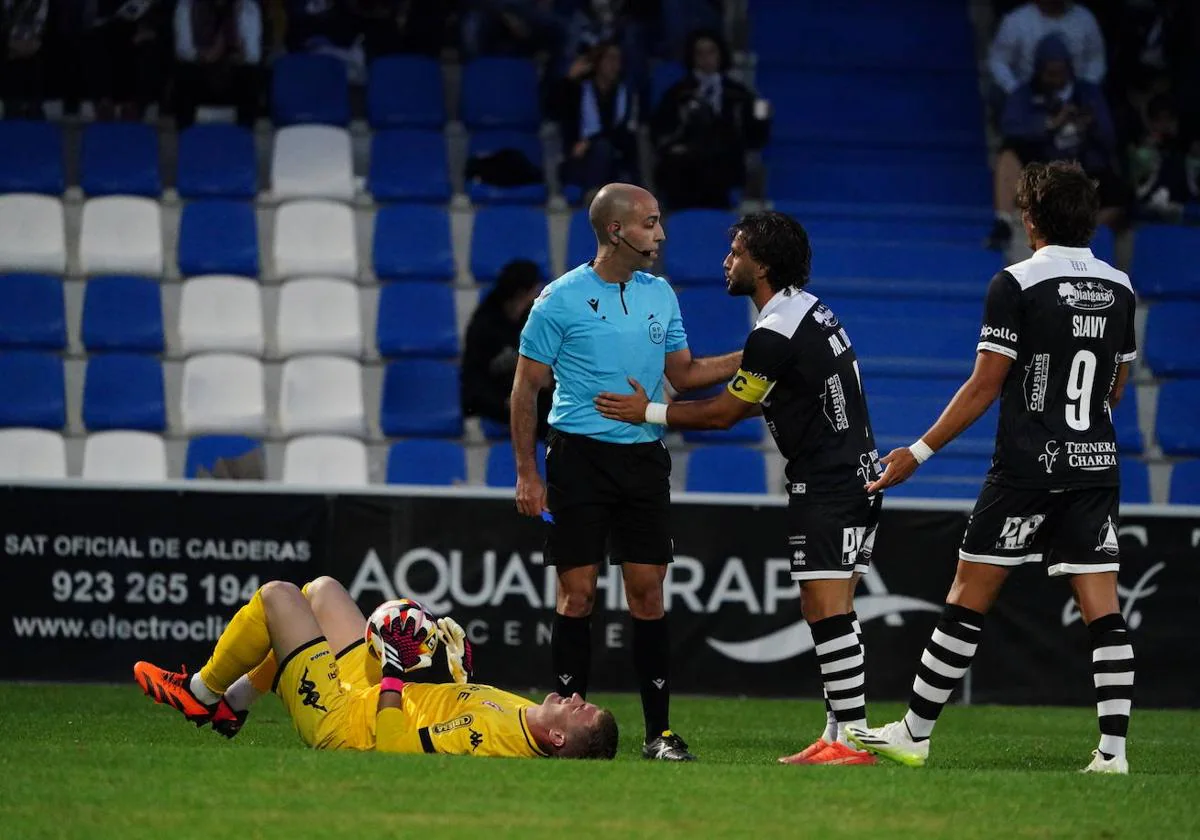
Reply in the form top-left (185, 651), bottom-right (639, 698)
top-left (726, 369), bottom-right (775, 404)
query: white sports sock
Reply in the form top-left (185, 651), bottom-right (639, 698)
top-left (189, 673), bottom-right (222, 705)
top-left (821, 690), bottom-right (837, 743)
top-left (223, 675), bottom-right (263, 712)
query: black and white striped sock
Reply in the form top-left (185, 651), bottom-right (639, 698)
top-left (1089, 612), bottom-right (1134, 761)
top-left (904, 603), bottom-right (984, 741)
top-left (819, 613), bottom-right (862, 743)
top-left (809, 614), bottom-right (866, 741)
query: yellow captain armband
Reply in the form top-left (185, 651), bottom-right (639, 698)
top-left (727, 369), bottom-right (774, 404)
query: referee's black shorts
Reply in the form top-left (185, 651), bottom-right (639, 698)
top-left (543, 428), bottom-right (673, 569)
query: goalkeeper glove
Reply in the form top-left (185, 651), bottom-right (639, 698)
top-left (378, 606), bottom-right (434, 681)
top-left (436, 617), bottom-right (474, 685)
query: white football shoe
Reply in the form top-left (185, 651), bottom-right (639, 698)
top-left (845, 721), bottom-right (929, 768)
top-left (1081, 750), bottom-right (1129, 774)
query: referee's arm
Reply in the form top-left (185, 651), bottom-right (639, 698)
top-left (511, 354), bottom-right (553, 516)
top-left (664, 348), bottom-right (743, 392)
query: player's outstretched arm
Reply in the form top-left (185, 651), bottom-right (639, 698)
top-left (594, 377), bottom-right (757, 430)
top-left (664, 348), bottom-right (743, 392)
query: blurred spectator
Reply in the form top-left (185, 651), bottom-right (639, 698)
top-left (461, 259), bottom-right (550, 437)
top-left (283, 0), bottom-right (365, 80)
top-left (551, 39), bottom-right (639, 200)
top-left (459, 0), bottom-right (563, 60)
top-left (173, 0), bottom-right (263, 129)
top-left (1129, 95), bottom-right (1199, 221)
top-left (561, 0), bottom-right (655, 97)
top-left (80, 0), bottom-right (170, 120)
top-left (650, 29), bottom-right (769, 210)
top-left (989, 34), bottom-right (1125, 249)
top-left (345, 0), bottom-right (448, 60)
top-left (658, 0), bottom-right (721, 63)
top-left (988, 1), bottom-right (1105, 110)
top-left (1, 0), bottom-right (50, 117)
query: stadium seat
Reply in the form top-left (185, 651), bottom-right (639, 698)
top-left (0, 428), bottom-right (66, 479)
top-left (271, 125), bottom-right (354, 202)
top-left (177, 201), bottom-right (259, 277)
top-left (82, 354), bottom-right (166, 431)
top-left (271, 54), bottom-right (350, 126)
top-left (650, 62), bottom-right (685, 109)
top-left (1168, 460), bottom-right (1200, 505)
top-left (465, 130), bottom-right (547, 205)
top-left (676, 288), bottom-right (752, 358)
top-left (479, 417), bottom-right (509, 440)
top-left (381, 360), bottom-right (462, 437)
top-left (686, 446), bottom-right (768, 493)
top-left (865, 375), bottom-right (998, 457)
top-left (567, 209), bottom-right (595, 268)
top-left (664, 210), bottom-right (737, 285)
top-left (0, 274), bottom-right (65, 350)
top-left (279, 356), bottom-right (365, 437)
top-left (800, 216), bottom-right (991, 246)
top-left (81, 276), bottom-right (164, 353)
top-left (176, 124), bottom-right (257, 200)
top-left (1144, 303), bottom-right (1200, 377)
top-left (0, 194), bottom-right (66, 273)
top-left (681, 419), bottom-right (765, 445)
top-left (367, 129), bottom-right (452, 203)
top-left (1120, 459), bottom-right (1150, 504)
top-left (769, 155), bottom-right (990, 208)
top-left (372, 204), bottom-right (455, 281)
top-left (1113, 384), bottom-right (1142, 454)
top-left (367, 55), bottom-right (446, 128)
top-left (0, 121), bottom-right (64, 194)
top-left (273, 200), bottom-right (358, 280)
top-left (181, 354), bottom-right (267, 435)
top-left (460, 57), bottom-right (541, 129)
top-left (276, 278), bottom-right (362, 357)
top-left (807, 241), bottom-right (1003, 300)
top-left (1131, 225), bottom-right (1200, 299)
top-left (178, 276), bottom-right (264, 356)
top-left (376, 282), bottom-right (458, 358)
top-left (470, 206), bottom-right (550, 283)
top-left (80, 123), bottom-right (160, 197)
top-left (185, 434), bottom-right (262, 479)
top-left (1155, 380), bottom-right (1200, 456)
top-left (486, 441), bottom-right (545, 487)
top-left (0, 351), bottom-right (64, 429)
top-left (833, 307), bottom-right (979, 379)
top-left (282, 435), bottom-right (369, 486)
top-left (82, 431), bottom-right (168, 482)
top-left (79, 197), bottom-right (163, 276)
top-left (386, 439), bottom-right (467, 485)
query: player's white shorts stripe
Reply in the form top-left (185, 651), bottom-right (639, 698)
top-left (824, 652), bottom-right (865, 674)
top-left (1093, 644), bottom-right (1135, 662)
top-left (913, 675), bottom-right (954, 705)
top-left (1094, 672), bottom-right (1135, 687)
top-left (826, 673), bottom-right (866, 693)
top-left (1097, 699), bottom-right (1132, 717)
top-left (1047, 561), bottom-right (1121, 577)
top-left (931, 628), bottom-right (979, 657)
top-left (829, 694), bottom-right (865, 712)
top-left (815, 633), bottom-right (859, 657)
top-left (960, 549), bottom-right (1041, 567)
top-left (921, 649), bottom-right (968, 679)
top-left (791, 570), bottom-right (854, 581)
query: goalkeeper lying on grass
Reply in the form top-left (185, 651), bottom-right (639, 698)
top-left (134, 577), bottom-right (618, 759)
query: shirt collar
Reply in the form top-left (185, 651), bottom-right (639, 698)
top-left (757, 288), bottom-right (793, 322)
top-left (1034, 245), bottom-right (1094, 260)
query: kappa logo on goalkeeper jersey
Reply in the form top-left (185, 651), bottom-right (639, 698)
top-left (297, 667), bottom-right (327, 712)
top-left (469, 729), bottom-right (484, 751)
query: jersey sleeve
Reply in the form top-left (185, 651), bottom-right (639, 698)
top-left (727, 327), bottom-right (793, 404)
top-left (977, 271), bottom-right (1021, 360)
top-left (518, 288), bottom-right (564, 366)
top-left (1118, 292), bottom-right (1137, 363)
top-left (374, 705), bottom-right (430, 754)
top-left (664, 284), bottom-right (688, 353)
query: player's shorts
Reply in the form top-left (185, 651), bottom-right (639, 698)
top-left (959, 481), bottom-right (1121, 576)
top-left (785, 490), bottom-right (881, 581)
top-left (543, 428), bottom-right (673, 569)
top-left (275, 636), bottom-right (372, 750)
top-left (334, 638), bottom-right (374, 692)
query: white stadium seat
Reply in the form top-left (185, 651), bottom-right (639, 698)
top-left (272, 200), bottom-right (358, 280)
top-left (0, 428), bottom-right (66, 479)
top-left (271, 125), bottom-right (355, 202)
top-left (276, 278), bottom-right (362, 357)
top-left (80, 196), bottom-right (163, 276)
top-left (0, 194), bottom-right (66, 273)
top-left (181, 353), bottom-right (266, 435)
top-left (278, 355), bottom-right (365, 436)
top-left (178, 275), bottom-right (265, 356)
top-left (282, 435), bottom-right (368, 486)
top-left (82, 431), bottom-right (168, 482)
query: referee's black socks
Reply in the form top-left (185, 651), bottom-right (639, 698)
top-left (632, 616), bottom-right (671, 740)
top-left (552, 613), bottom-right (592, 699)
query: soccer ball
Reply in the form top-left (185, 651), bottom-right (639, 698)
top-left (364, 598), bottom-right (440, 663)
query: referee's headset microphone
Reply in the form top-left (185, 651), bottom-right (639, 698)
top-left (611, 226), bottom-right (655, 258)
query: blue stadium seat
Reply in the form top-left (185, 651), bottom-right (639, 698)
top-left (367, 56), bottom-right (446, 129)
top-left (1120, 459), bottom-right (1151, 504)
top-left (686, 446), bottom-right (767, 493)
top-left (368, 130), bottom-right (452, 203)
top-left (1131, 226), bottom-right (1200, 299)
top-left (465, 130), bottom-right (547, 205)
top-left (372, 204), bottom-right (455, 281)
top-left (807, 241), bottom-right (1004, 300)
top-left (800, 217), bottom-right (990, 246)
top-left (650, 62), bottom-right (685, 109)
top-left (865, 375), bottom-right (999, 457)
top-left (83, 354), bottom-right (165, 431)
top-left (1155, 380), bottom-right (1200, 456)
top-left (1113, 384), bottom-right (1142, 454)
top-left (1090, 225), bottom-right (1116, 265)
top-left (470, 207), bottom-right (550, 283)
top-left (480, 417), bottom-right (510, 440)
top-left (0, 351), bottom-right (64, 428)
top-left (775, 200), bottom-right (994, 227)
top-left (177, 201), bottom-right (259, 277)
top-left (1169, 460), bottom-right (1200, 504)
top-left (1144, 303), bottom-right (1200, 377)
top-left (486, 441), bottom-right (545, 487)
top-left (0, 121), bottom-right (64, 194)
top-left (176, 124), bottom-right (257, 200)
top-left (80, 123), bottom-right (160, 197)
top-left (185, 435), bottom-right (261, 478)
top-left (81, 276), bottom-right (164, 353)
top-left (381, 360), bottom-right (462, 437)
top-left (769, 155), bottom-right (990, 207)
top-left (567, 209), bottom-right (595, 268)
top-left (676, 287), bottom-right (751, 358)
top-left (376, 282), bottom-right (458, 357)
top-left (271, 54), bottom-right (350, 126)
top-left (665, 210), bottom-right (737, 285)
top-left (682, 420), bottom-right (764, 445)
top-left (387, 439), bottom-right (467, 485)
top-left (0, 274), bottom-right (64, 350)
top-left (461, 58), bottom-right (541, 129)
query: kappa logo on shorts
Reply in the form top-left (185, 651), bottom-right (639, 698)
top-left (996, 515), bottom-right (1046, 550)
top-left (1096, 517), bottom-right (1120, 556)
top-left (297, 667), bottom-right (327, 713)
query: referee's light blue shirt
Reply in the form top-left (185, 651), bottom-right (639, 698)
top-left (519, 263), bottom-right (688, 443)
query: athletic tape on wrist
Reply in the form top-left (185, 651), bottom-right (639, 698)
top-left (909, 439), bottom-right (935, 464)
top-left (645, 402), bottom-right (669, 425)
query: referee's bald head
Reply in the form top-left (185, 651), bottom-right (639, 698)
top-left (589, 183), bottom-right (656, 241)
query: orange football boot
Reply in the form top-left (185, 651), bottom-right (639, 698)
top-left (133, 661), bottom-right (215, 726)
top-left (804, 740), bottom-right (878, 765)
top-left (778, 738), bottom-right (831, 765)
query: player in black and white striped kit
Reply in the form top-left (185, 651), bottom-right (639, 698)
top-left (848, 161), bottom-right (1137, 774)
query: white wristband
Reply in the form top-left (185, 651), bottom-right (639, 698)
top-left (909, 439), bottom-right (935, 464)
top-left (645, 402), bottom-right (669, 425)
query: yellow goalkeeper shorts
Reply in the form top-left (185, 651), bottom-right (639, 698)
top-left (276, 638), bottom-right (371, 751)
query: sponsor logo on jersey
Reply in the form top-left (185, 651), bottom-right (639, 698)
top-left (1096, 517), bottom-right (1120, 556)
top-left (1066, 441), bottom-right (1118, 470)
top-left (431, 715), bottom-right (475, 734)
top-left (822, 374), bottom-right (850, 432)
top-left (996, 514), bottom-right (1046, 550)
top-left (1039, 441), bottom-right (1060, 473)
top-left (1057, 280), bottom-right (1115, 311)
top-left (841, 526), bottom-right (867, 566)
top-left (827, 328), bottom-right (851, 357)
top-left (1024, 353), bottom-right (1050, 412)
top-left (811, 303), bottom-right (840, 329)
top-left (1072, 314), bottom-right (1108, 338)
top-left (856, 451), bottom-right (881, 485)
top-left (979, 324), bottom-right (1019, 344)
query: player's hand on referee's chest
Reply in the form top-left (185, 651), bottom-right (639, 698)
top-left (594, 377), bottom-right (650, 424)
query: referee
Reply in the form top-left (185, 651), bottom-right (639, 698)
top-left (510, 183), bottom-right (741, 761)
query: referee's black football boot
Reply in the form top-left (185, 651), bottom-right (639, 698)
top-left (642, 730), bottom-right (696, 761)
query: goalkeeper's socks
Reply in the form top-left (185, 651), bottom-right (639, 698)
top-left (198, 586), bottom-right (273, 695)
top-left (809, 614), bottom-right (867, 742)
top-left (632, 616), bottom-right (671, 741)
top-left (223, 675), bottom-right (264, 712)
top-left (1088, 612), bottom-right (1133, 762)
top-left (552, 613), bottom-right (591, 698)
top-left (903, 603), bottom-right (984, 741)
top-left (189, 674), bottom-right (222, 706)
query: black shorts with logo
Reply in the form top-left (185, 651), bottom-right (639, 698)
top-left (543, 428), bottom-right (673, 569)
top-left (959, 480), bottom-right (1121, 576)
top-left (786, 489), bottom-right (881, 581)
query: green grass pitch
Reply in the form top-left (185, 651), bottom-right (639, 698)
top-left (0, 684), bottom-right (1196, 839)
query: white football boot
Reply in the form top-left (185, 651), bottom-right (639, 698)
top-left (1081, 750), bottom-right (1129, 774)
top-left (845, 720), bottom-right (929, 768)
